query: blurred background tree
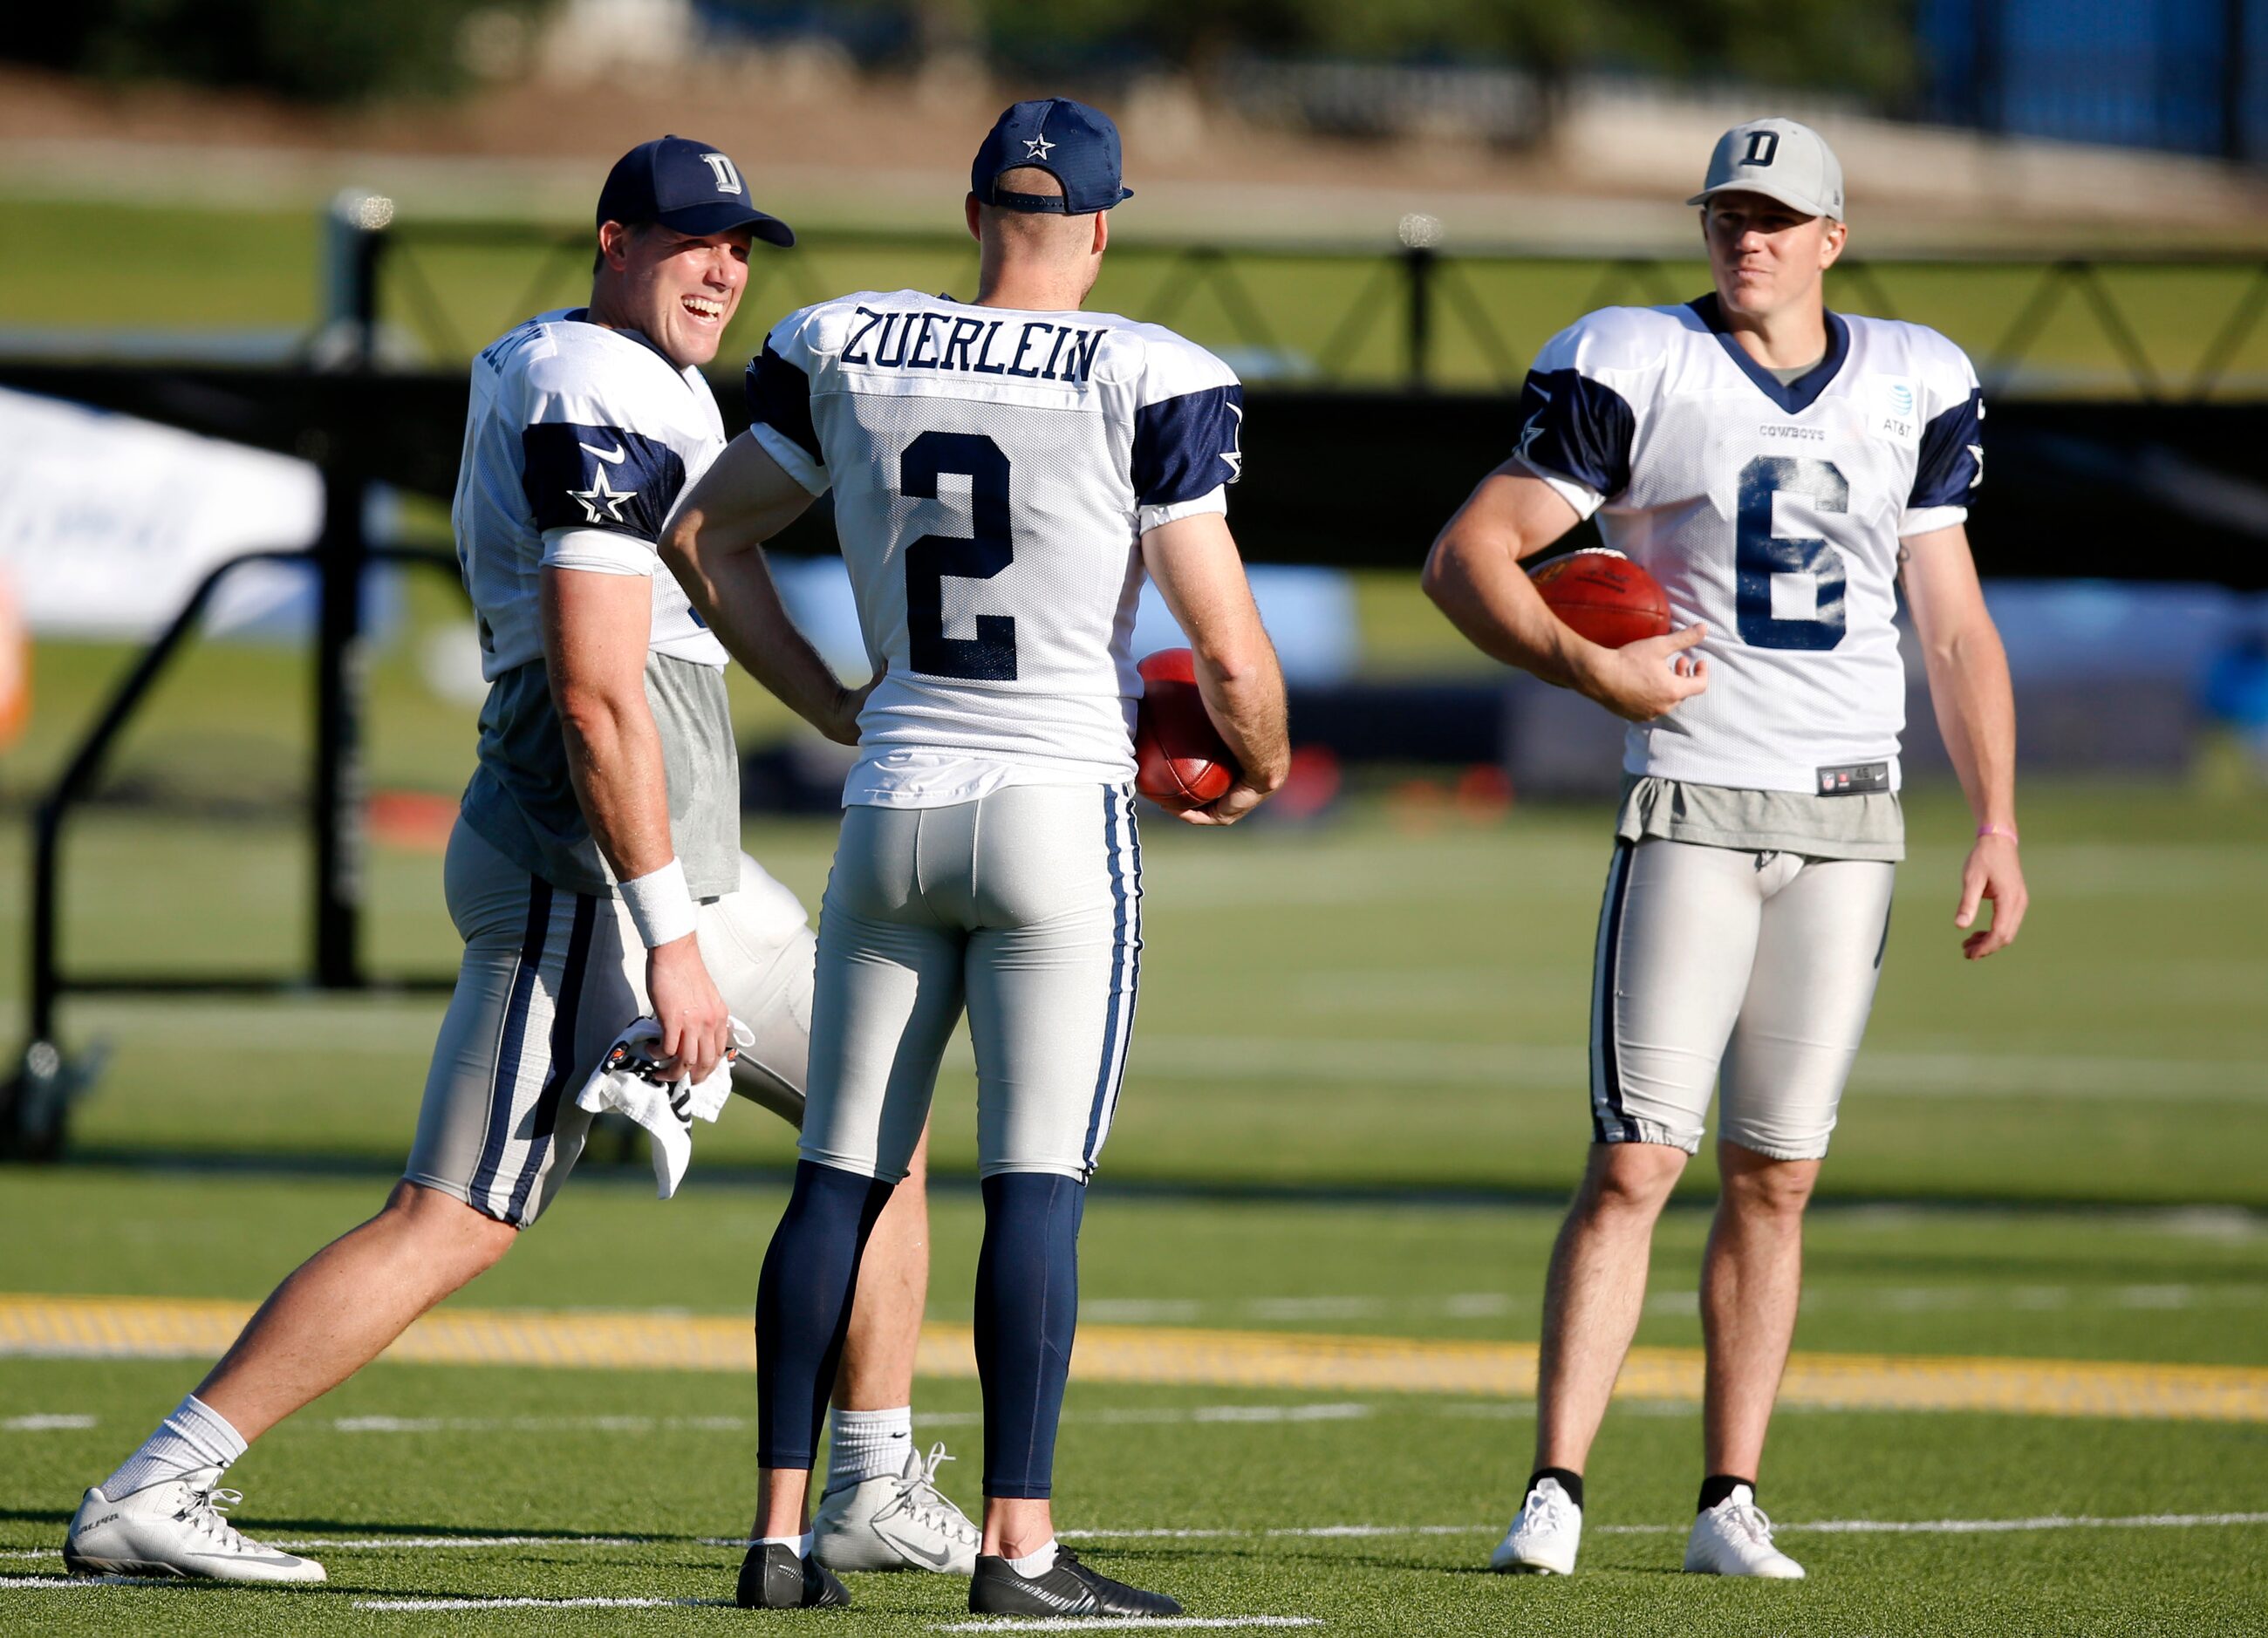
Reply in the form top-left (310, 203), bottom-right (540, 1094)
top-left (7, 0), bottom-right (554, 105)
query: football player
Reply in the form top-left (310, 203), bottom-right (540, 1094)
top-left (63, 137), bottom-right (977, 1586)
top-left (661, 99), bottom-right (1288, 1613)
top-left (1423, 118), bottom-right (2027, 1579)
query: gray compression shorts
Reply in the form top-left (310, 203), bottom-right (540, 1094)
top-left (1589, 837), bottom-right (1896, 1161)
top-left (404, 819), bottom-right (816, 1226)
top-left (800, 783), bottom-right (1143, 1185)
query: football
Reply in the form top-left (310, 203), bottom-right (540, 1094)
top-left (1529, 548), bottom-right (1673, 649)
top-left (1134, 647), bottom-right (1238, 813)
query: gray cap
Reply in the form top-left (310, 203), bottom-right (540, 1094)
top-left (1687, 118), bottom-right (1844, 221)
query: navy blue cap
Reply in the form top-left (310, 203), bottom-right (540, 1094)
top-left (596, 135), bottom-right (794, 246)
top-left (970, 99), bottom-right (1133, 215)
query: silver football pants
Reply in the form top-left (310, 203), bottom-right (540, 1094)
top-left (1589, 837), bottom-right (1896, 1161)
top-left (800, 783), bottom-right (1143, 1184)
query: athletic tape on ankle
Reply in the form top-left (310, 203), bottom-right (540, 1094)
top-left (619, 858), bottom-right (697, 948)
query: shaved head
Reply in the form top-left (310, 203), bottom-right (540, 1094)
top-left (967, 164), bottom-right (1110, 310)
top-left (978, 167), bottom-right (1094, 262)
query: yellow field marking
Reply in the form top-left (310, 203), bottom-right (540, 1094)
top-left (4, 1294), bottom-right (2264, 1423)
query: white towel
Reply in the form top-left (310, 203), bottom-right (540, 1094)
top-left (572, 1016), bottom-right (752, 1198)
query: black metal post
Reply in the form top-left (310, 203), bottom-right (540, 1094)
top-left (1406, 244), bottom-right (1435, 392)
top-left (311, 201), bottom-right (386, 989)
top-left (311, 471), bottom-right (368, 989)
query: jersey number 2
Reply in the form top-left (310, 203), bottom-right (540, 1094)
top-left (1735, 454), bottom-right (1848, 651)
top-left (901, 430), bottom-right (1016, 681)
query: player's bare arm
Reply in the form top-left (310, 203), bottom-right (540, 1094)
top-left (660, 436), bottom-right (874, 747)
top-left (542, 564), bottom-right (731, 1079)
top-left (1140, 511), bottom-right (1290, 826)
top-left (1422, 463), bottom-right (1709, 721)
top-left (1901, 522), bottom-right (2027, 959)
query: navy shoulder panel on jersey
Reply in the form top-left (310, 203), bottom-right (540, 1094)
top-left (521, 422), bottom-right (687, 542)
top-left (746, 343), bottom-right (823, 469)
top-left (1512, 368), bottom-right (1636, 499)
top-left (1132, 384), bottom-right (1245, 507)
top-left (1911, 386), bottom-right (1984, 509)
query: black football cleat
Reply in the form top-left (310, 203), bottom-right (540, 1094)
top-left (969, 1546), bottom-right (1182, 1618)
top-left (736, 1540), bottom-right (851, 1609)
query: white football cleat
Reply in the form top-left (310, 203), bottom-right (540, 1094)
top-left (1683, 1484), bottom-right (1805, 1579)
top-left (812, 1442), bottom-right (980, 1575)
top-left (64, 1467), bottom-right (325, 1584)
top-left (1489, 1475), bottom-right (1582, 1574)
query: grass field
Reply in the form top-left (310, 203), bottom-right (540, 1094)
top-left (3, 545), bottom-right (2267, 1633)
top-left (8, 197), bottom-right (2268, 395)
top-left (3, 757), bottom-right (2267, 1632)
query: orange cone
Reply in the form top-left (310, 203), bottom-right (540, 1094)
top-left (0, 566), bottom-right (27, 752)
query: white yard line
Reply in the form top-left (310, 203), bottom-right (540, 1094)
top-left (939, 1621), bottom-right (1321, 1633)
top-left (1067, 1512), bottom-right (2268, 1542)
top-left (355, 1595), bottom-right (732, 1610)
top-left (0, 1415), bottom-right (94, 1431)
top-left (14, 1512), bottom-right (2268, 1598)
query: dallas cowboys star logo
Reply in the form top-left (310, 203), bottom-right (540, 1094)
top-left (1515, 386), bottom-right (1552, 461)
top-left (569, 466), bottom-right (639, 525)
top-left (1024, 134), bottom-right (1055, 160)
top-left (1219, 401), bottom-right (1245, 481)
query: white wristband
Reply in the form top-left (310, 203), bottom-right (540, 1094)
top-left (619, 858), bottom-right (697, 949)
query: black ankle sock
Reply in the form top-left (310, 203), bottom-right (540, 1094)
top-left (1527, 1467), bottom-right (1584, 1511)
top-left (1698, 1473), bottom-right (1752, 1512)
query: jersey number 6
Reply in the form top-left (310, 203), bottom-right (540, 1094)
top-left (901, 430), bottom-right (1017, 681)
top-left (1735, 454), bottom-right (1848, 651)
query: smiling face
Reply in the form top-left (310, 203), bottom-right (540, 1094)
top-left (1702, 191), bottom-right (1847, 325)
top-left (588, 221), bottom-right (752, 368)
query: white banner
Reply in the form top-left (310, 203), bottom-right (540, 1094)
top-left (0, 386), bottom-right (325, 638)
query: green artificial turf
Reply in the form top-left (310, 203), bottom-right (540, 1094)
top-left (3, 1166), bottom-right (2266, 1636)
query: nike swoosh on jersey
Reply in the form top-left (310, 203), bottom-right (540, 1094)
top-left (578, 440), bottom-right (628, 464)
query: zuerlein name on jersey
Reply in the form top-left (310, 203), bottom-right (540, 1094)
top-left (840, 304), bottom-right (1107, 384)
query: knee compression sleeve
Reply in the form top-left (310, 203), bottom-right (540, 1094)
top-left (974, 1171), bottom-right (1087, 1498)
top-left (755, 1160), bottom-right (896, 1470)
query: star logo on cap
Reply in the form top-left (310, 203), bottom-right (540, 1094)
top-left (1023, 134), bottom-right (1055, 160)
top-left (569, 467), bottom-right (639, 526)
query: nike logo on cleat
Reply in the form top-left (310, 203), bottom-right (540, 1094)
top-left (885, 1531), bottom-right (957, 1570)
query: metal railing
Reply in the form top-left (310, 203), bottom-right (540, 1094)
top-left (1, 534), bottom-right (467, 1159)
top-left (348, 221), bottom-right (2268, 401)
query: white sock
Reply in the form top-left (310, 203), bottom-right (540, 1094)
top-left (1008, 1539), bottom-right (1059, 1577)
top-left (756, 1532), bottom-right (814, 1559)
top-left (101, 1394), bottom-right (247, 1498)
top-left (825, 1405), bottom-right (912, 1490)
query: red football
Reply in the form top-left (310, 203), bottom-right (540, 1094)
top-left (1530, 549), bottom-right (1672, 650)
top-left (1134, 648), bottom-right (1238, 813)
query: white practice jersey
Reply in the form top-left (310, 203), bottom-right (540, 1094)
top-left (1513, 297), bottom-right (1984, 794)
top-left (746, 289), bottom-right (1244, 808)
top-left (450, 309), bottom-right (740, 898)
top-left (453, 307), bottom-right (729, 678)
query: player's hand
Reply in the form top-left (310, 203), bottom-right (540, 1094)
top-left (1955, 833), bottom-right (2026, 959)
top-left (815, 664), bottom-right (886, 747)
top-left (1178, 777), bottom-right (1272, 827)
top-left (646, 935), bottom-right (733, 1083)
top-left (1574, 625), bottom-right (1710, 721)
